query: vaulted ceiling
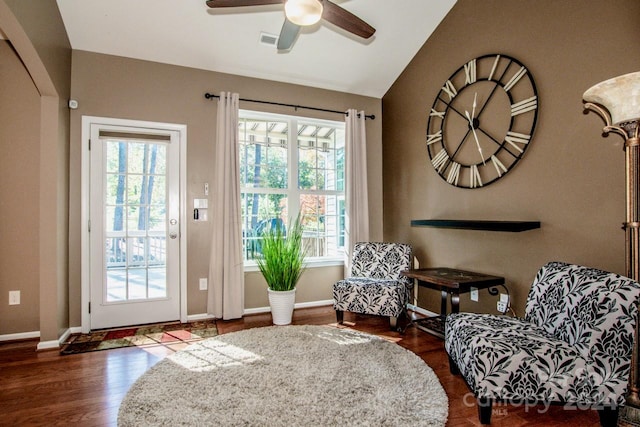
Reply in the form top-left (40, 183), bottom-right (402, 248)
top-left (55, 0), bottom-right (456, 98)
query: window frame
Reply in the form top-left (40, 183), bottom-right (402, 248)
top-left (239, 109), bottom-right (346, 270)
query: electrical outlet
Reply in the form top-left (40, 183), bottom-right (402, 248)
top-left (470, 287), bottom-right (478, 302)
top-left (497, 301), bottom-right (508, 313)
top-left (499, 293), bottom-right (509, 303)
top-left (199, 278), bottom-right (208, 291)
top-left (9, 290), bottom-right (20, 305)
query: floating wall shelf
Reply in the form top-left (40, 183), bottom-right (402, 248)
top-left (411, 219), bottom-right (541, 232)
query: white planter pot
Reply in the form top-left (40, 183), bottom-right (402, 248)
top-left (268, 288), bottom-right (296, 325)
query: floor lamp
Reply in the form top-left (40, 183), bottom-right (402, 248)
top-left (584, 71), bottom-right (640, 426)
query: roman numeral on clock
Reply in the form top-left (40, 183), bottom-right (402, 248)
top-left (511, 96), bottom-right (537, 116)
top-left (503, 66), bottom-right (527, 92)
top-left (464, 59), bottom-right (476, 85)
top-left (431, 148), bottom-right (449, 172)
top-left (429, 108), bottom-right (445, 119)
top-left (427, 130), bottom-right (443, 145)
top-left (504, 131), bottom-right (531, 153)
top-left (442, 80), bottom-right (457, 101)
top-left (488, 55), bottom-right (501, 81)
top-left (490, 155), bottom-right (508, 177)
top-left (470, 164), bottom-right (483, 188)
top-left (447, 162), bottom-right (461, 186)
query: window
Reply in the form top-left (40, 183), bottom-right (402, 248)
top-left (239, 110), bottom-right (345, 266)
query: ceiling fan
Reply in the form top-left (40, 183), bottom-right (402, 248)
top-left (205, 0), bottom-right (376, 51)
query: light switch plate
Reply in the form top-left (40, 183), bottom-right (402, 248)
top-left (9, 290), bottom-right (20, 305)
top-left (194, 199), bottom-right (208, 209)
top-left (199, 278), bottom-right (208, 291)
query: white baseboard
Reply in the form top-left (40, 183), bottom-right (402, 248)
top-left (0, 326), bottom-right (85, 350)
top-left (243, 299), bottom-right (334, 316)
top-left (186, 313), bottom-right (216, 322)
top-left (36, 339), bottom-right (60, 351)
top-left (34, 327), bottom-right (82, 351)
top-left (0, 330), bottom-right (40, 342)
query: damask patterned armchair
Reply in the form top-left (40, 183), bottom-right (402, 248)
top-left (445, 261), bottom-right (640, 426)
top-left (333, 242), bottom-right (412, 331)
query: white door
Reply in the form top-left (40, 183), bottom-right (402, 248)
top-left (89, 123), bottom-right (181, 329)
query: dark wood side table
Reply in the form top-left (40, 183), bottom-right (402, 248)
top-left (401, 268), bottom-right (505, 338)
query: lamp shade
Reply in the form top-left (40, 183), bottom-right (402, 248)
top-left (583, 71), bottom-right (640, 125)
top-left (284, 0), bottom-right (323, 26)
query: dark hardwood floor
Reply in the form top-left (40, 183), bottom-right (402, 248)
top-left (0, 306), bottom-right (600, 426)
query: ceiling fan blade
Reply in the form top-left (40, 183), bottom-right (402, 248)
top-left (206, 0), bottom-right (282, 8)
top-left (321, 0), bottom-right (375, 39)
top-left (277, 18), bottom-right (301, 51)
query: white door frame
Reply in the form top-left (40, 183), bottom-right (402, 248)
top-left (81, 116), bottom-right (187, 333)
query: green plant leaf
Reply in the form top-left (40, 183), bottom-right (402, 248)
top-left (255, 214), bottom-right (306, 292)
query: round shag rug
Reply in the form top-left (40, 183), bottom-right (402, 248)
top-left (118, 325), bottom-right (448, 426)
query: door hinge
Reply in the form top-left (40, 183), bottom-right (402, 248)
top-left (88, 139), bottom-right (91, 150)
top-left (88, 301), bottom-right (91, 314)
top-left (88, 220), bottom-right (91, 232)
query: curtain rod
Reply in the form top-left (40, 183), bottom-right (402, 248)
top-left (204, 92), bottom-right (375, 120)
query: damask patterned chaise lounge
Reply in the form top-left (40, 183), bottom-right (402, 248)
top-left (445, 261), bottom-right (640, 426)
top-left (333, 242), bottom-right (412, 331)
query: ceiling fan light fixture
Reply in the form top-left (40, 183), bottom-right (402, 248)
top-left (284, 0), bottom-right (323, 26)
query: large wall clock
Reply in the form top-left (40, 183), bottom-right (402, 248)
top-left (426, 54), bottom-right (539, 188)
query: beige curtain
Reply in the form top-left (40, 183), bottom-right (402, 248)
top-left (208, 92), bottom-right (244, 320)
top-left (344, 109), bottom-right (369, 275)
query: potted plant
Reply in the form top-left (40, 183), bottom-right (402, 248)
top-left (256, 215), bottom-right (306, 325)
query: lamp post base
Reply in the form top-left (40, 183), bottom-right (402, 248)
top-left (619, 405), bottom-right (640, 426)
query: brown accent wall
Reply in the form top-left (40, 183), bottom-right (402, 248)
top-left (0, 40), bottom-right (41, 334)
top-left (382, 0), bottom-right (640, 316)
top-left (68, 51), bottom-right (382, 325)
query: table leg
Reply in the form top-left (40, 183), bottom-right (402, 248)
top-left (451, 291), bottom-right (460, 314)
top-left (441, 290), bottom-right (448, 316)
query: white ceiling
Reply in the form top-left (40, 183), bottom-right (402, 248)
top-left (56, 0), bottom-right (456, 98)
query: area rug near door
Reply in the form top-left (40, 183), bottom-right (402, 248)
top-left (118, 325), bottom-right (448, 426)
top-left (60, 320), bottom-right (218, 355)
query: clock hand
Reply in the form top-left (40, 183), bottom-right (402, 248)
top-left (465, 110), bottom-right (485, 165)
top-left (472, 92), bottom-right (477, 120)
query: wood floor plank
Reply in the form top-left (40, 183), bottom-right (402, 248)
top-left (0, 306), bottom-right (600, 426)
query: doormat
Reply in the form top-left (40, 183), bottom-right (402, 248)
top-left (60, 320), bottom-right (218, 355)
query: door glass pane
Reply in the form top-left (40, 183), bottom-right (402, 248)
top-left (148, 267), bottom-right (167, 298)
top-left (128, 269), bottom-right (147, 300)
top-left (104, 139), bottom-right (168, 303)
top-left (106, 268), bottom-right (126, 302)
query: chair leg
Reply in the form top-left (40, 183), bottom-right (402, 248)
top-left (389, 316), bottom-right (398, 330)
top-left (598, 406), bottom-right (618, 427)
top-left (448, 355), bottom-right (460, 375)
top-left (478, 397), bottom-right (492, 425)
top-left (336, 310), bottom-right (344, 324)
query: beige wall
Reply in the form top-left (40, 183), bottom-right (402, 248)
top-left (0, 0), bottom-right (70, 340)
top-left (68, 51), bottom-right (381, 326)
top-left (4, 0), bottom-right (71, 98)
top-left (382, 0), bottom-right (640, 315)
top-left (0, 40), bottom-right (41, 334)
